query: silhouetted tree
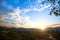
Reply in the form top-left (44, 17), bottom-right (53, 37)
top-left (42, 0), bottom-right (60, 16)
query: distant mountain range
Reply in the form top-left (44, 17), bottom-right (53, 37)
top-left (46, 27), bottom-right (60, 31)
top-left (0, 21), bottom-right (60, 31)
top-left (0, 26), bottom-right (60, 32)
top-left (46, 24), bottom-right (60, 31)
top-left (15, 24), bottom-right (60, 31)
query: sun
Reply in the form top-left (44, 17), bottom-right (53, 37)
top-left (39, 25), bottom-right (46, 30)
top-left (29, 22), bottom-right (47, 30)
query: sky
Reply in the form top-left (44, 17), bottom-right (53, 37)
top-left (0, 0), bottom-right (60, 28)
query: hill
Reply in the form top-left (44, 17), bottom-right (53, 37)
top-left (0, 26), bottom-right (60, 40)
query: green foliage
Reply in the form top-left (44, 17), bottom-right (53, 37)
top-left (58, 1), bottom-right (60, 4)
top-left (0, 26), bottom-right (60, 40)
top-left (42, 0), bottom-right (60, 16)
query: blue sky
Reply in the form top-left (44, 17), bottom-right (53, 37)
top-left (0, 0), bottom-right (60, 28)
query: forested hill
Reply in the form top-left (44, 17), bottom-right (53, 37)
top-left (0, 26), bottom-right (60, 40)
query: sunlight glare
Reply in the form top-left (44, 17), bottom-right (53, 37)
top-left (29, 22), bottom-right (47, 30)
top-left (39, 25), bottom-right (46, 30)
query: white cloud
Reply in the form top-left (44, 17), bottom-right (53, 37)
top-left (22, 9), bottom-right (32, 14)
top-left (0, 7), bottom-right (22, 24)
top-left (38, 7), bottom-right (45, 11)
top-left (45, 4), bottom-right (51, 8)
top-left (0, 0), bottom-right (51, 27)
top-left (0, 1), bottom-right (51, 26)
top-left (37, 0), bottom-right (41, 3)
top-left (37, 4), bottom-right (51, 11)
top-left (42, 0), bottom-right (45, 1)
top-left (24, 16), bottom-right (30, 22)
top-left (8, 7), bottom-right (22, 23)
top-left (21, 3), bottom-right (51, 13)
top-left (33, 7), bottom-right (37, 11)
top-left (14, 0), bottom-right (51, 14)
top-left (0, 14), bottom-right (6, 21)
top-left (20, 4), bottom-right (51, 14)
top-left (0, 7), bottom-right (31, 25)
top-left (0, 15), bottom-right (4, 21)
top-left (20, 16), bottom-right (30, 25)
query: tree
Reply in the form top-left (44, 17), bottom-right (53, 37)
top-left (42, 0), bottom-right (60, 16)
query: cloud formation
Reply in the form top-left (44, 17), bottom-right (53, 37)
top-left (0, 0), bottom-right (52, 28)
top-left (21, 4), bottom-right (51, 14)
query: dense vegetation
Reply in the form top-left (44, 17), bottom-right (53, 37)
top-left (0, 26), bottom-right (60, 40)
